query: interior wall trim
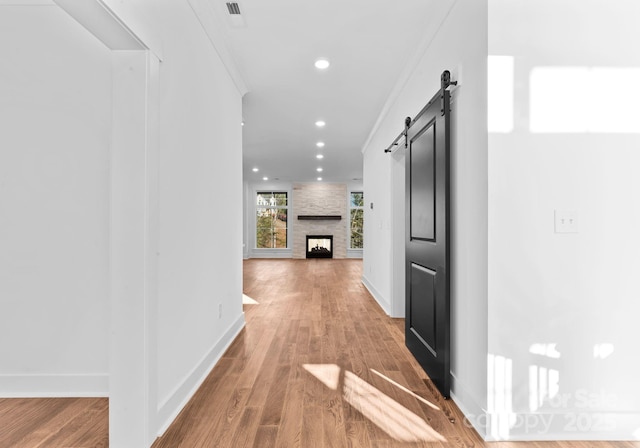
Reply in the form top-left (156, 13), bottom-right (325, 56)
top-left (155, 312), bottom-right (246, 437)
top-left (361, 274), bottom-right (390, 315)
top-left (450, 372), bottom-right (488, 439)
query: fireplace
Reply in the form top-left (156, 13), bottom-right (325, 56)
top-left (306, 235), bottom-right (333, 259)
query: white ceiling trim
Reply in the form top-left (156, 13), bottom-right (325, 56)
top-left (187, 0), bottom-right (248, 96)
top-left (360, 0), bottom-right (459, 156)
top-left (53, 0), bottom-right (147, 52)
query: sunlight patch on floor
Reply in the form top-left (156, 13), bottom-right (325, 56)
top-left (242, 294), bottom-right (259, 305)
top-left (304, 363), bottom-right (446, 443)
top-left (370, 368), bottom-right (440, 410)
top-left (303, 363), bottom-right (340, 390)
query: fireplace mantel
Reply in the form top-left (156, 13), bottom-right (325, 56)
top-left (297, 215), bottom-right (341, 220)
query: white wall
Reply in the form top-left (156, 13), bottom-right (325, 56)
top-left (362, 0), bottom-right (489, 429)
top-left (102, 0), bottom-right (246, 433)
top-left (0, 1), bottom-right (245, 443)
top-left (155, 0), bottom-right (245, 418)
top-left (487, 0), bottom-right (640, 440)
top-left (362, 140), bottom-right (393, 312)
top-left (0, 5), bottom-right (111, 396)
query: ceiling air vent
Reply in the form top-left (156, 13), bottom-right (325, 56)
top-left (225, 1), bottom-right (246, 27)
top-left (226, 2), bottom-right (241, 15)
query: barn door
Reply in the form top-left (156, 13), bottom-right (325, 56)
top-left (405, 75), bottom-right (452, 398)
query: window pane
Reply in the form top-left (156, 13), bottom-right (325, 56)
top-left (255, 204), bottom-right (287, 249)
top-left (257, 192), bottom-right (288, 206)
top-left (274, 208), bottom-right (287, 248)
top-left (350, 208), bottom-right (363, 249)
top-left (350, 192), bottom-right (364, 207)
top-left (256, 208), bottom-right (274, 248)
top-left (256, 192), bottom-right (271, 206)
top-left (274, 193), bottom-right (288, 206)
top-left (351, 232), bottom-right (363, 249)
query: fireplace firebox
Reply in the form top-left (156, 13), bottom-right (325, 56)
top-left (306, 235), bottom-right (333, 259)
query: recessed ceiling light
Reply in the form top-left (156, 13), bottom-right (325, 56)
top-left (317, 167), bottom-right (323, 172)
top-left (315, 120), bottom-right (326, 127)
top-left (241, 121), bottom-right (245, 126)
top-left (262, 177), bottom-right (268, 181)
top-left (316, 142), bottom-right (325, 148)
top-left (316, 154), bottom-right (324, 159)
top-left (252, 167), bottom-right (259, 172)
top-left (317, 177), bottom-right (323, 181)
top-left (314, 59), bottom-right (330, 70)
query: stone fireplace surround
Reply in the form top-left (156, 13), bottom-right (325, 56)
top-left (292, 183), bottom-right (347, 259)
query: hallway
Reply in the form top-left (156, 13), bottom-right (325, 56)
top-left (152, 259), bottom-right (638, 447)
top-left (2, 259), bottom-right (638, 447)
top-left (152, 259), bottom-right (468, 446)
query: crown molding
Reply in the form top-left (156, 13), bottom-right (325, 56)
top-left (360, 0), bottom-right (458, 155)
top-left (187, 0), bottom-right (248, 96)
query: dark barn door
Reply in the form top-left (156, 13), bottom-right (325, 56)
top-left (405, 87), bottom-right (451, 398)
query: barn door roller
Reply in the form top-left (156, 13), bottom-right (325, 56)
top-left (384, 70), bottom-right (457, 154)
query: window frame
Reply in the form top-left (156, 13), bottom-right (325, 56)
top-left (254, 190), bottom-right (290, 250)
top-left (349, 191), bottom-right (364, 250)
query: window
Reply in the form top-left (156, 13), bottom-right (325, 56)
top-left (350, 192), bottom-right (364, 249)
top-left (256, 191), bottom-right (288, 248)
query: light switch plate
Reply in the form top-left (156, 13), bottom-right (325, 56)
top-left (555, 210), bottom-right (578, 233)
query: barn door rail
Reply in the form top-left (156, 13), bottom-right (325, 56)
top-left (383, 70), bottom-right (457, 154)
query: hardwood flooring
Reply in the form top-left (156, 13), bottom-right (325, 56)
top-left (0, 397), bottom-right (108, 447)
top-left (1, 259), bottom-right (638, 447)
top-left (153, 259), bottom-right (639, 448)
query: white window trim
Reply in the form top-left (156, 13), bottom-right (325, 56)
top-left (251, 185), bottom-right (293, 257)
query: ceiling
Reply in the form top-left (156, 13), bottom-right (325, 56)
top-left (13, 0), bottom-right (445, 184)
top-left (203, 0), bottom-right (439, 184)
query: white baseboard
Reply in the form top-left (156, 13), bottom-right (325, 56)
top-left (450, 372), bottom-right (488, 439)
top-left (361, 274), bottom-right (390, 315)
top-left (248, 249), bottom-right (292, 259)
top-left (0, 374), bottom-right (108, 397)
top-left (347, 249), bottom-right (363, 259)
top-left (155, 312), bottom-right (246, 436)
top-left (450, 372), bottom-right (640, 441)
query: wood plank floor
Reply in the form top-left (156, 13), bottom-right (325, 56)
top-left (1, 259), bottom-right (638, 447)
top-left (154, 259), bottom-right (639, 448)
top-left (0, 397), bottom-right (108, 447)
